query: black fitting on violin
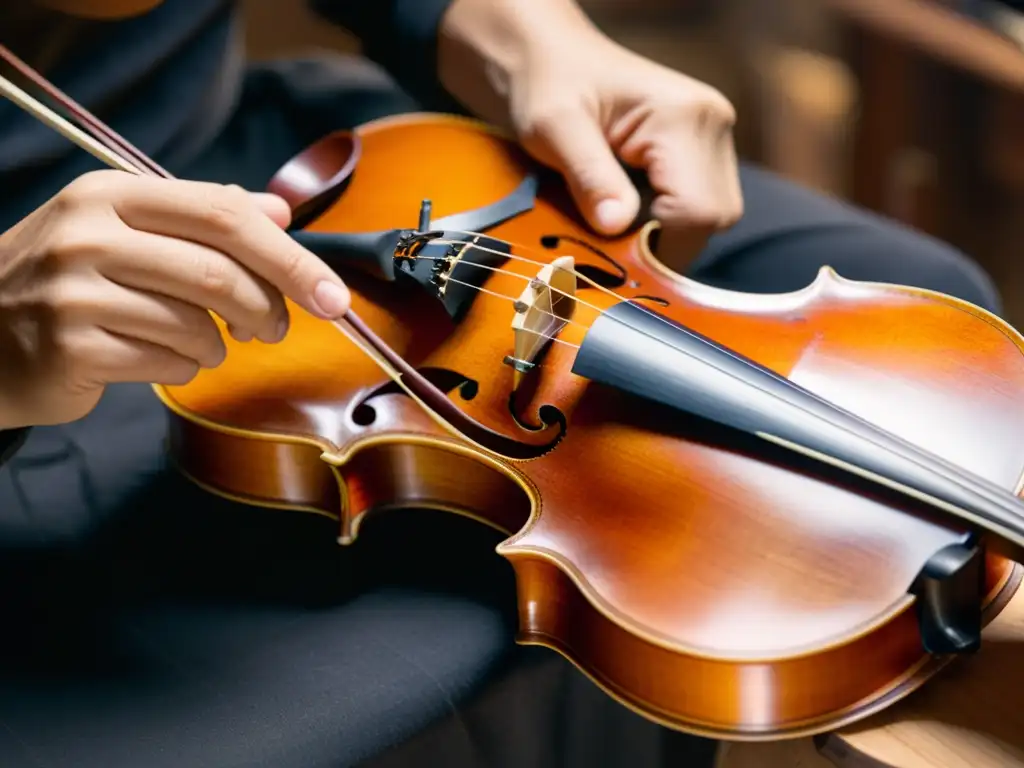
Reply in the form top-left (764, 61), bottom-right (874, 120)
top-left (292, 225), bottom-right (511, 322)
top-left (910, 540), bottom-right (983, 654)
top-left (394, 230), bottom-right (511, 321)
top-left (290, 176), bottom-right (538, 321)
top-left (290, 228), bottom-right (406, 281)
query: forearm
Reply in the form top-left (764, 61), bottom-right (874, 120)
top-left (437, 0), bottom-right (603, 125)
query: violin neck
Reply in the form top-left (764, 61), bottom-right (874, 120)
top-left (571, 300), bottom-right (1024, 559)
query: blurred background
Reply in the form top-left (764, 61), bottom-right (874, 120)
top-left (241, 0), bottom-right (1024, 328)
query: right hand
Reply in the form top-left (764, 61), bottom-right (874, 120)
top-left (0, 170), bottom-right (351, 430)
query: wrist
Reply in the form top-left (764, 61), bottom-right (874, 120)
top-left (438, 0), bottom-right (601, 125)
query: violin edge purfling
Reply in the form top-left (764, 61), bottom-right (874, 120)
top-left (172, 114), bottom-right (1024, 739)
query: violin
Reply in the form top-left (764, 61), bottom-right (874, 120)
top-left (4, 44), bottom-right (1024, 742)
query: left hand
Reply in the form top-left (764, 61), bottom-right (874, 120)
top-left (439, 0), bottom-right (744, 267)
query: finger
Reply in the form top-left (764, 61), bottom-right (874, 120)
top-left (67, 326), bottom-right (201, 387)
top-left (525, 109), bottom-right (641, 235)
top-left (109, 176), bottom-right (351, 319)
top-left (250, 192), bottom-right (292, 230)
top-left (79, 278), bottom-right (229, 370)
top-left (226, 324), bottom-right (253, 343)
top-left (97, 228), bottom-right (290, 345)
top-left (642, 131), bottom-right (743, 231)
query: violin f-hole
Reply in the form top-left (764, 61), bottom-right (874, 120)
top-left (540, 234), bottom-right (627, 288)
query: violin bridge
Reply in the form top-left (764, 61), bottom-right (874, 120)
top-left (506, 255), bottom-right (577, 389)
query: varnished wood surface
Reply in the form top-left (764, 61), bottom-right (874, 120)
top-left (718, 580), bottom-right (1024, 766)
top-left (154, 114), bottom-right (1024, 738)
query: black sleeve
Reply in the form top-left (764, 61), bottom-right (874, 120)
top-left (0, 427), bottom-right (28, 468)
top-left (308, 0), bottom-right (463, 110)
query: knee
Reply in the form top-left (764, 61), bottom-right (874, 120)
top-left (695, 166), bottom-right (1004, 315)
top-left (799, 216), bottom-right (1003, 316)
top-left (883, 232), bottom-right (1002, 316)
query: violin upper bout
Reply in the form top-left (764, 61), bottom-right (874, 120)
top-left (266, 131), bottom-right (362, 228)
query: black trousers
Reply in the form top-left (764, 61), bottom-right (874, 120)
top-left (0, 56), bottom-right (1002, 768)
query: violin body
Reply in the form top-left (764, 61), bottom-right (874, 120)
top-left (153, 113), bottom-right (1024, 739)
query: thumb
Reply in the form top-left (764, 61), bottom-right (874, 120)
top-left (250, 192), bottom-right (293, 230)
top-left (528, 110), bottom-right (640, 235)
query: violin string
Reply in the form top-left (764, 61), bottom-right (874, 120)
top-left (411, 253), bottom-right (597, 332)
top-left (425, 236), bottom-right (688, 348)
top-left (417, 237), bottom-right (863, 440)
top-left (426, 233), bottom-right (768, 377)
top-left (409, 244), bottom-right (672, 353)
top-left (432, 237), bottom-right (652, 319)
top-left (440, 275), bottom-right (581, 350)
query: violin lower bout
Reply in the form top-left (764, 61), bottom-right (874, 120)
top-left (508, 550), bottom-right (1017, 740)
top-left (163, 404), bottom-right (1019, 740)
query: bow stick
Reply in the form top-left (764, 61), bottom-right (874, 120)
top-left (0, 46), bottom-right (550, 461)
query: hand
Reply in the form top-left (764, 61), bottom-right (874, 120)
top-left (439, 0), bottom-right (743, 268)
top-left (0, 170), bottom-right (351, 429)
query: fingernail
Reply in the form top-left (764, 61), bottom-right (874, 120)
top-left (274, 317), bottom-right (289, 341)
top-left (595, 199), bottom-right (628, 232)
top-left (313, 280), bottom-right (350, 318)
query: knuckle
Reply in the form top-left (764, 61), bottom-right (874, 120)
top-left (56, 170), bottom-right (121, 209)
top-left (41, 274), bottom-right (95, 322)
top-left (44, 224), bottom-right (111, 268)
top-left (194, 255), bottom-right (235, 299)
top-left (663, 87), bottom-right (736, 131)
top-left (279, 245), bottom-right (309, 286)
top-left (199, 183), bottom-right (252, 235)
top-left (572, 166), bottom-right (613, 199)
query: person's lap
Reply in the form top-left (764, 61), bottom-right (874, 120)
top-left (0, 55), bottom-right (1001, 768)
